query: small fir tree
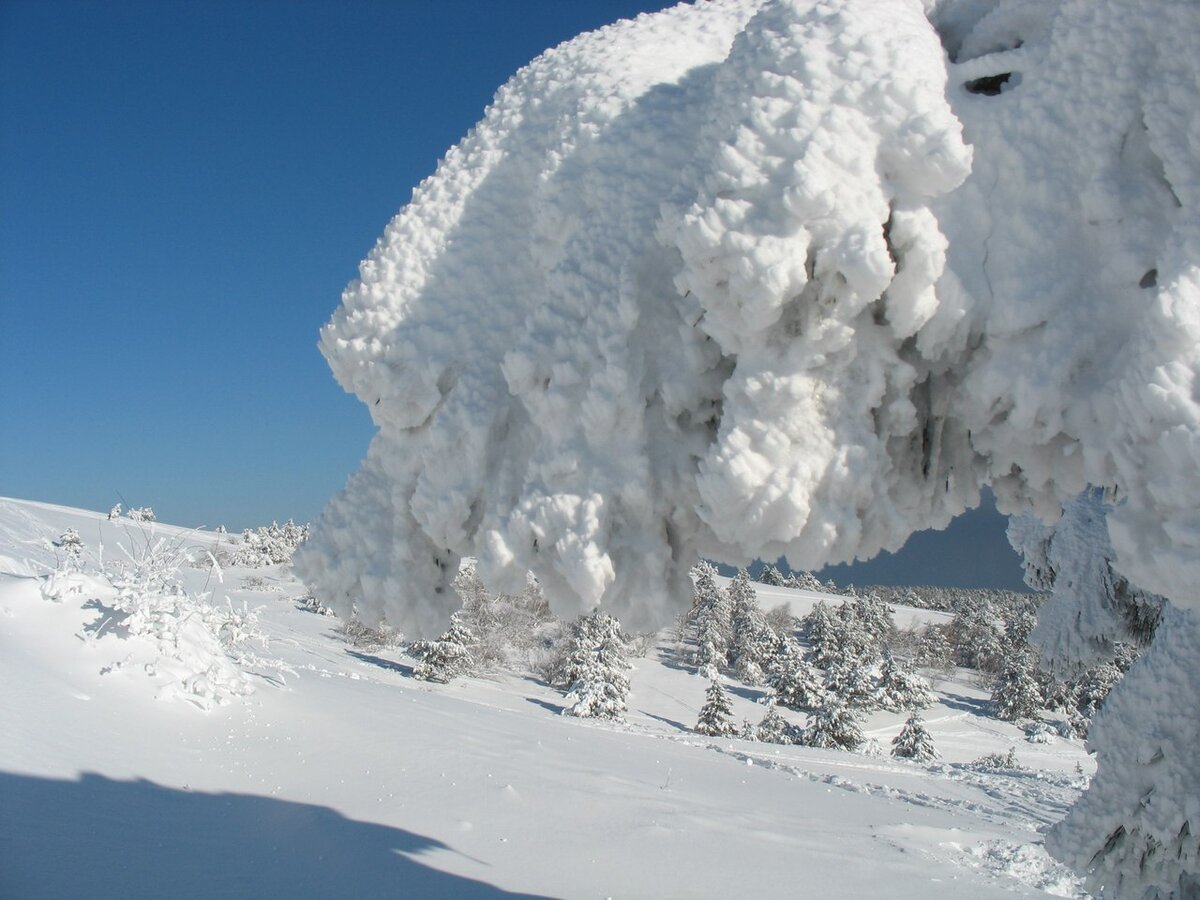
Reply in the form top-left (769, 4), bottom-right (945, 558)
top-left (728, 569), bottom-right (776, 685)
top-left (546, 611), bottom-right (626, 690)
top-left (53, 528), bottom-right (85, 567)
top-left (915, 625), bottom-right (954, 670)
top-left (991, 651), bottom-right (1045, 721)
top-left (891, 711), bottom-right (939, 761)
top-left (753, 702), bottom-right (803, 745)
top-left (412, 617), bottom-right (476, 683)
top-left (695, 679), bottom-right (737, 737)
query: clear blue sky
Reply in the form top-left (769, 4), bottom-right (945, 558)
top-left (0, 0), bottom-right (1027, 589)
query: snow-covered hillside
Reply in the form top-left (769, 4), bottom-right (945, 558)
top-left (2, 498), bottom-right (1091, 898)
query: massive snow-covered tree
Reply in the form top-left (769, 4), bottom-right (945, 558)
top-left (294, 0), bottom-right (1200, 892)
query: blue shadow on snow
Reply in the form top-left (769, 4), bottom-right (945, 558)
top-left (0, 770), bottom-right (554, 900)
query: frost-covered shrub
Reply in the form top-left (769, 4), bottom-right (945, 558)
top-left (93, 532), bottom-right (289, 709)
top-left (126, 506), bottom-right (156, 523)
top-left (972, 748), bottom-right (1023, 771)
top-left (453, 564), bottom-right (554, 671)
top-left (107, 503), bottom-right (122, 520)
top-left (1024, 722), bottom-right (1057, 745)
top-left (230, 520), bottom-right (310, 567)
top-left (296, 594), bottom-right (336, 617)
top-left (339, 617), bottom-right (403, 651)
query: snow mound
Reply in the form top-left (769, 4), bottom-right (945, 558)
top-left (296, 0), bottom-right (1200, 636)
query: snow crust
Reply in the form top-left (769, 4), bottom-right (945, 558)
top-left (297, 0), bottom-right (1200, 636)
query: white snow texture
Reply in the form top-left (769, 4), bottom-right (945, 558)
top-left (295, 0), bottom-right (1200, 638)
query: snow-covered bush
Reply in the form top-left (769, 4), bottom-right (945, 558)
top-left (972, 748), bottom-right (1023, 772)
top-left (107, 503), bottom-right (121, 520)
top-left (230, 520), bottom-right (310, 567)
top-left (126, 506), bottom-right (155, 523)
top-left (52, 528), bottom-right (85, 569)
top-left (88, 531), bottom-right (289, 709)
top-left (339, 617), bottom-right (403, 651)
top-left (452, 564), bottom-right (554, 671)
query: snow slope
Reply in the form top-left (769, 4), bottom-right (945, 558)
top-left (2, 498), bottom-right (1089, 898)
top-left (295, 0), bottom-right (1200, 638)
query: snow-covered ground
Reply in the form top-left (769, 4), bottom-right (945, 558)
top-left (0, 497), bottom-right (1093, 898)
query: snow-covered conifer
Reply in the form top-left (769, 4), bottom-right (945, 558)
top-left (875, 650), bottom-right (933, 712)
top-left (107, 503), bottom-right (121, 520)
top-left (546, 610), bottom-right (626, 690)
top-left (562, 628), bottom-right (631, 720)
top-left (728, 569), bottom-right (775, 684)
top-left (804, 698), bottom-right (864, 752)
top-left (915, 625), bottom-right (953, 671)
top-left (53, 528), bottom-right (84, 566)
top-left (768, 639), bottom-right (825, 712)
top-left (824, 658), bottom-right (876, 711)
top-left (695, 679), bottom-right (737, 737)
top-left (689, 561), bottom-right (731, 676)
top-left (412, 617), bottom-right (476, 683)
top-left (753, 702), bottom-right (802, 745)
top-left (891, 711), bottom-right (939, 762)
top-left (991, 651), bottom-right (1044, 721)
top-left (758, 564), bottom-right (786, 587)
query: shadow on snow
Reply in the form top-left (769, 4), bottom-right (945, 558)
top-left (0, 770), bottom-right (553, 900)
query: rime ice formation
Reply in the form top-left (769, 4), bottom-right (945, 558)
top-left (295, 0), bottom-right (1200, 639)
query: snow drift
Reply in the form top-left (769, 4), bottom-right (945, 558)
top-left (296, 0), bottom-right (1200, 639)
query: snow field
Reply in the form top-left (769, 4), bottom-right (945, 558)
top-left (1, 498), bottom-right (1090, 898)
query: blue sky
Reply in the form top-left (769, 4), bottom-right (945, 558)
top-left (0, 0), bottom-right (1027, 589)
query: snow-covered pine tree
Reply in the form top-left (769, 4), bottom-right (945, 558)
top-left (107, 503), bottom-right (121, 520)
top-left (804, 697), bottom-right (864, 751)
top-left (53, 528), bottom-right (84, 567)
top-left (728, 569), bottom-right (776, 684)
top-left (949, 599), bottom-right (1006, 673)
top-left (990, 651), bottom-right (1044, 721)
top-left (768, 639), bottom-right (826, 712)
top-left (562, 628), bottom-right (631, 720)
top-left (915, 624), bottom-right (954, 671)
top-left (792, 570), bottom-right (825, 592)
top-left (824, 658), bottom-right (876, 711)
top-left (758, 564), bottom-right (786, 586)
top-left (546, 610), bottom-right (626, 690)
top-left (411, 617), bottom-right (476, 683)
top-left (875, 649), bottom-right (934, 712)
top-left (689, 561), bottom-right (731, 676)
top-left (753, 701), bottom-right (803, 745)
top-left (695, 679), bottom-right (737, 737)
top-left (891, 711), bottom-right (939, 761)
